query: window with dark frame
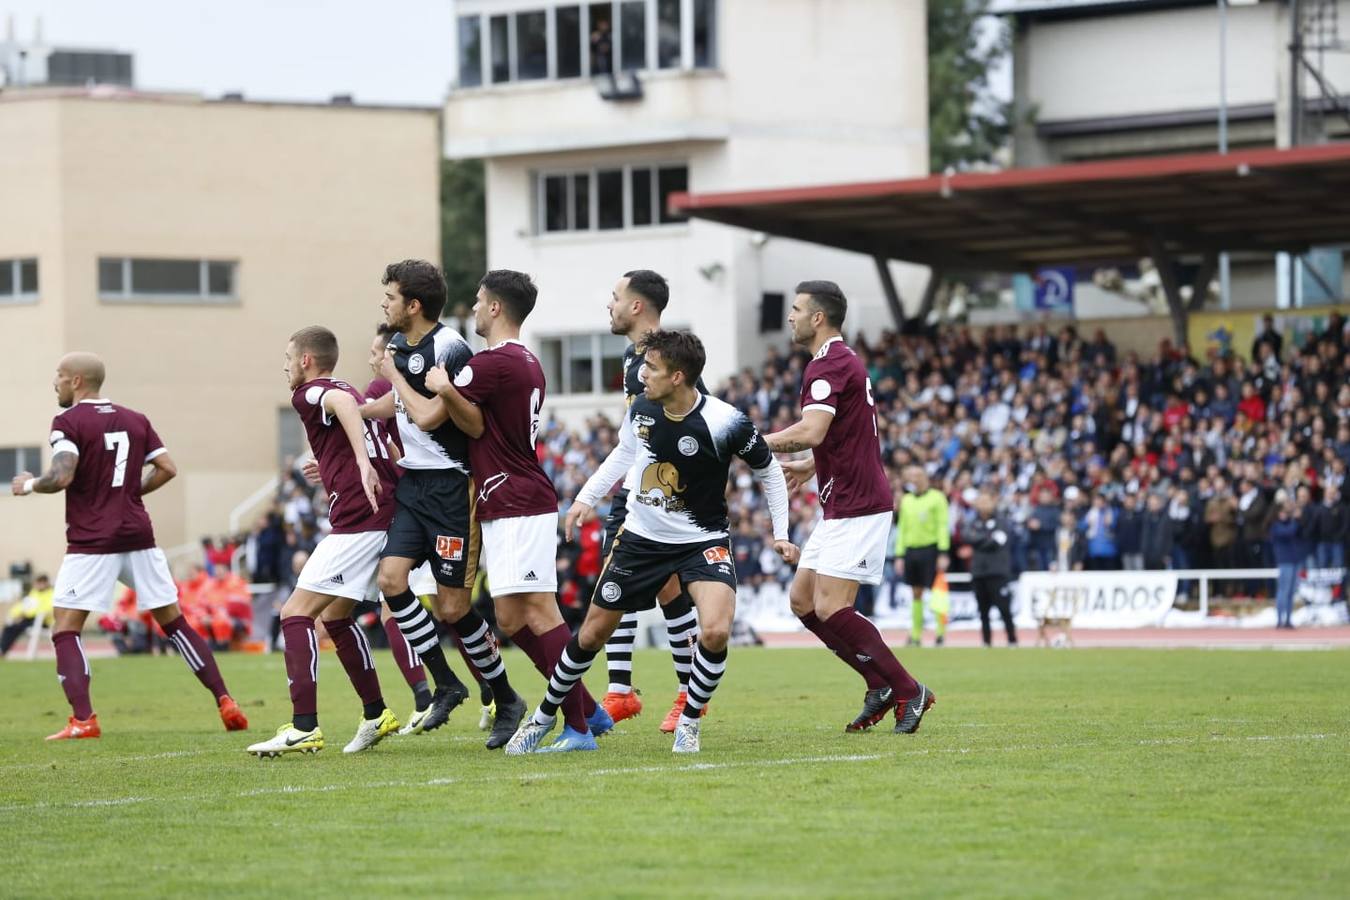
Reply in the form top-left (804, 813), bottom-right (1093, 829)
top-left (619, 0), bottom-right (646, 71)
top-left (557, 5), bottom-right (583, 77)
top-left (489, 14), bottom-right (511, 83)
top-left (0, 258), bottom-right (39, 301)
top-left (517, 10), bottom-right (549, 80)
top-left (458, 16), bottom-right (483, 87)
top-left (98, 258), bottom-right (238, 302)
top-left (657, 0), bottom-right (682, 68)
top-left (537, 164), bottom-right (689, 233)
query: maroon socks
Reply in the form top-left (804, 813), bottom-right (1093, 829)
top-left (326, 617), bottom-right (385, 717)
top-left (513, 625), bottom-right (592, 733)
top-left (824, 607), bottom-right (919, 699)
top-left (52, 630), bottom-right (94, 719)
top-left (161, 615), bottom-right (229, 701)
top-left (799, 611), bottom-right (888, 690)
top-left (281, 616), bottom-right (318, 726)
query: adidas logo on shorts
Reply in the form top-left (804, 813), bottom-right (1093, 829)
top-left (328, 573), bottom-right (345, 585)
top-left (523, 570), bottom-right (538, 581)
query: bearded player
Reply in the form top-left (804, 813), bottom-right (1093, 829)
top-left (768, 281), bottom-right (935, 735)
top-left (11, 352), bottom-right (248, 740)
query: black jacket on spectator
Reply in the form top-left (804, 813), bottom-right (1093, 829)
top-left (1117, 507), bottom-right (1144, 556)
top-left (1141, 510), bottom-right (1174, 568)
top-left (970, 515), bottom-right (1014, 580)
top-left (1312, 502), bottom-right (1349, 544)
top-left (1237, 491), bottom-right (1274, 543)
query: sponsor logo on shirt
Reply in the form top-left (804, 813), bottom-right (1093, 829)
top-left (740, 430), bottom-right (760, 455)
top-left (636, 462), bottom-right (687, 512)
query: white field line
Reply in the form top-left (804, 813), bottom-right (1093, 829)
top-left (1, 734), bottom-right (1339, 815)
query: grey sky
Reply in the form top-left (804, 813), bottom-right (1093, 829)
top-left (4, 0), bottom-right (454, 106)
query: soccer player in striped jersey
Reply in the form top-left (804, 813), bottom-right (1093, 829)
top-left (11, 352), bottom-right (248, 740)
top-left (247, 327), bottom-right (403, 757)
top-left (507, 330), bottom-right (797, 755)
top-left (769, 281), bottom-right (934, 734)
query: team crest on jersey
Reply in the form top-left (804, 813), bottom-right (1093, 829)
top-left (600, 582), bottom-right (622, 602)
top-left (703, 546), bottom-right (731, 565)
top-left (636, 462), bottom-right (686, 512)
top-left (678, 436), bottom-right (699, 456)
top-left (436, 535), bottom-right (464, 561)
top-left (408, 354), bottom-right (426, 375)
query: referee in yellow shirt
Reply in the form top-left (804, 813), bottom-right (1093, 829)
top-left (894, 467), bottom-right (950, 646)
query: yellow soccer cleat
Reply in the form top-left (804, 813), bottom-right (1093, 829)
top-left (246, 723), bottom-right (324, 758)
top-left (343, 708), bottom-right (401, 753)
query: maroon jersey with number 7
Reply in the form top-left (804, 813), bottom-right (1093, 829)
top-left (48, 399), bottom-right (165, 554)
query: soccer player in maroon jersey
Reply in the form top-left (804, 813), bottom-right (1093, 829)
top-left (766, 281), bottom-right (936, 735)
top-left (246, 327), bottom-right (405, 758)
top-left (11, 352), bottom-right (248, 740)
top-left (426, 269), bottom-right (611, 752)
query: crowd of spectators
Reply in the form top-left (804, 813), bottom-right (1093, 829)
top-left (236, 311), bottom-right (1350, 626)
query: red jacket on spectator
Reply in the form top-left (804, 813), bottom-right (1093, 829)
top-left (1238, 394), bottom-right (1266, 424)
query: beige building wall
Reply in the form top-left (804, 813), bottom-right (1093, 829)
top-left (0, 91), bottom-right (441, 577)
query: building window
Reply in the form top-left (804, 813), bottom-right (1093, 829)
top-left (693, 0), bottom-right (717, 68)
top-left (0, 446), bottom-right (42, 489)
top-left (98, 258), bottom-right (238, 303)
top-left (657, 0), bottom-right (681, 68)
top-left (537, 163), bottom-right (689, 234)
top-left (539, 332), bottom-right (629, 394)
top-left (458, 16), bottom-right (483, 88)
top-left (0, 258), bottom-right (38, 303)
top-left (517, 10), bottom-right (549, 80)
top-left (454, 0), bottom-right (716, 90)
top-left (557, 5), bottom-right (584, 78)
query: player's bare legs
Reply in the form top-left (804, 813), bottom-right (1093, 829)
top-left (48, 600), bottom-right (246, 741)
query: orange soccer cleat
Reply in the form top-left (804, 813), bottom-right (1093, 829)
top-left (218, 695), bottom-right (249, 732)
top-left (601, 689), bottom-right (643, 723)
top-left (659, 690), bottom-right (708, 734)
top-left (46, 714), bottom-right (101, 741)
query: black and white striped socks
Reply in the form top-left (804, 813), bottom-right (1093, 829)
top-left (384, 590), bottom-right (464, 693)
top-left (534, 639), bottom-right (599, 725)
top-left (604, 611), bottom-right (639, 692)
top-left (664, 593), bottom-right (699, 690)
top-left (452, 611), bottom-right (518, 704)
top-left (680, 642), bottom-right (726, 725)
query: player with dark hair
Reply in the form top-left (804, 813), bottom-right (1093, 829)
top-left (427, 269), bottom-right (612, 752)
top-left (247, 327), bottom-right (403, 757)
top-left (599, 269), bottom-right (709, 733)
top-left (362, 260), bottom-right (527, 749)
top-left (769, 281), bottom-right (935, 735)
top-left (507, 330), bottom-right (797, 755)
top-left (11, 352), bottom-right (248, 740)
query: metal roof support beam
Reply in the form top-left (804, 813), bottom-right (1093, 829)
top-left (1150, 239), bottom-right (1193, 348)
top-left (1188, 251), bottom-right (1219, 313)
top-left (918, 267), bottom-right (945, 324)
top-left (873, 256), bottom-right (907, 331)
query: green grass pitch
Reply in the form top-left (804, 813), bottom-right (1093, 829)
top-left (3, 645), bottom-right (1348, 898)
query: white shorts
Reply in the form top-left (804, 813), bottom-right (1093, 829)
top-left (479, 513), bottom-right (558, 597)
top-left (54, 548), bottom-right (178, 613)
top-left (296, 531), bottom-right (386, 601)
top-left (798, 511), bottom-right (892, 586)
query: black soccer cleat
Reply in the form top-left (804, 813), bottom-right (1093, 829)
top-left (422, 682), bottom-right (470, 733)
top-left (486, 695), bottom-right (527, 750)
top-left (845, 687), bottom-right (897, 733)
top-left (893, 684), bottom-right (936, 734)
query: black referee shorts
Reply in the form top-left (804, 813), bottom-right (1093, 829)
top-left (381, 468), bottom-right (479, 589)
top-left (903, 546), bottom-right (940, 590)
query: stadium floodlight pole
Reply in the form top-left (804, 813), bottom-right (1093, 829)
top-left (1218, 0), bottom-right (1231, 312)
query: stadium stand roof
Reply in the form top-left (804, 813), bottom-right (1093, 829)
top-left (668, 143), bottom-right (1350, 275)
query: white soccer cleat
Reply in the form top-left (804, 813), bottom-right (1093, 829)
top-left (672, 720), bottom-right (700, 754)
top-left (343, 708), bottom-right (401, 753)
top-left (398, 705), bottom-right (431, 736)
top-left (504, 716), bottom-right (555, 756)
top-left (246, 724), bottom-right (323, 758)
top-left (478, 702), bottom-right (496, 731)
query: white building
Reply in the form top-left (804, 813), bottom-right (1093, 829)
top-left (992, 0), bottom-right (1350, 310)
top-left (443, 0), bottom-right (930, 421)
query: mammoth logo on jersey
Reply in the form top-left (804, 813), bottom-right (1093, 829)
top-left (635, 461), bottom-right (686, 512)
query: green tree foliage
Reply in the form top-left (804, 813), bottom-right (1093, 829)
top-left (440, 158), bottom-right (487, 317)
top-left (928, 0), bottom-right (1010, 173)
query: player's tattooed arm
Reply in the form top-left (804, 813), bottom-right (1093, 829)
top-left (11, 451), bottom-right (78, 495)
top-left (765, 409), bottom-right (833, 453)
top-left (424, 365), bottom-right (485, 439)
top-left (141, 451), bottom-right (178, 495)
